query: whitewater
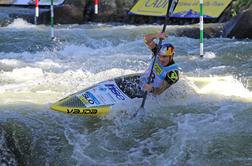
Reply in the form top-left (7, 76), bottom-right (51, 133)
top-left (0, 19), bottom-right (252, 166)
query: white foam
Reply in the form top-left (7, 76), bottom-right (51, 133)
top-left (1, 67), bottom-right (44, 82)
top-left (203, 51), bottom-right (216, 59)
top-left (34, 59), bottom-right (62, 69)
top-left (0, 66), bottom-right (138, 105)
top-left (6, 18), bottom-right (35, 29)
top-left (187, 76), bottom-right (252, 102)
top-left (0, 59), bottom-right (23, 66)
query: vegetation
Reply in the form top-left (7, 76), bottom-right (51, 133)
top-left (235, 0), bottom-right (252, 12)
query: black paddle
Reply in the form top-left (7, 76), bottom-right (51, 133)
top-left (132, 0), bottom-right (179, 118)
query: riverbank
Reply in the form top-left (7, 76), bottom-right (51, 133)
top-left (0, 0), bottom-right (252, 39)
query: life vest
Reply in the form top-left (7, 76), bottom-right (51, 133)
top-left (141, 58), bottom-right (179, 88)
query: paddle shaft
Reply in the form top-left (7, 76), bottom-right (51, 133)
top-left (140, 0), bottom-right (178, 108)
top-left (140, 37), bottom-right (164, 108)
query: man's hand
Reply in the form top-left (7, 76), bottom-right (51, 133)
top-left (144, 32), bottom-right (168, 49)
top-left (144, 83), bottom-right (153, 92)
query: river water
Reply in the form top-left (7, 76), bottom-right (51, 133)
top-left (0, 19), bottom-right (252, 166)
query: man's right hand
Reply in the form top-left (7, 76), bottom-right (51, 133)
top-left (144, 83), bottom-right (153, 92)
top-left (144, 32), bottom-right (168, 49)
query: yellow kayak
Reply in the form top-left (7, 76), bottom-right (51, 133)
top-left (50, 74), bottom-right (142, 116)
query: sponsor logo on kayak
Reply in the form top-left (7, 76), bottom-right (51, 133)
top-left (83, 92), bottom-right (95, 104)
top-left (98, 87), bottom-right (107, 92)
top-left (79, 92), bottom-right (100, 106)
top-left (86, 91), bottom-right (100, 104)
top-left (67, 108), bottom-right (98, 114)
top-left (105, 84), bottom-right (125, 100)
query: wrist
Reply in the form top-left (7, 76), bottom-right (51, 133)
top-left (150, 87), bottom-right (155, 93)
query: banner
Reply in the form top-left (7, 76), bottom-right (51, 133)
top-left (129, 0), bottom-right (232, 18)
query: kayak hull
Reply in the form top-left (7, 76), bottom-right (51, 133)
top-left (50, 73), bottom-right (143, 116)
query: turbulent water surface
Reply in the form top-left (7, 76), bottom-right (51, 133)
top-left (0, 19), bottom-right (252, 166)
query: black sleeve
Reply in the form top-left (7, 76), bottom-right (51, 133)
top-left (165, 70), bottom-right (179, 85)
top-left (151, 44), bottom-right (158, 56)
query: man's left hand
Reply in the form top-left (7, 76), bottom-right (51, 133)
top-left (144, 84), bottom-right (153, 92)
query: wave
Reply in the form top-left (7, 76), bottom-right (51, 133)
top-left (187, 76), bottom-right (252, 102)
top-left (6, 18), bottom-right (36, 29)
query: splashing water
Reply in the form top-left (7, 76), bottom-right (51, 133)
top-left (187, 76), bottom-right (252, 102)
top-left (0, 20), bottom-right (252, 166)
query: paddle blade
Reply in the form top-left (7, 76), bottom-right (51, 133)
top-left (131, 107), bottom-right (145, 119)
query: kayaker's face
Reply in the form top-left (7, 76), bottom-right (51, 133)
top-left (159, 54), bottom-right (172, 66)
